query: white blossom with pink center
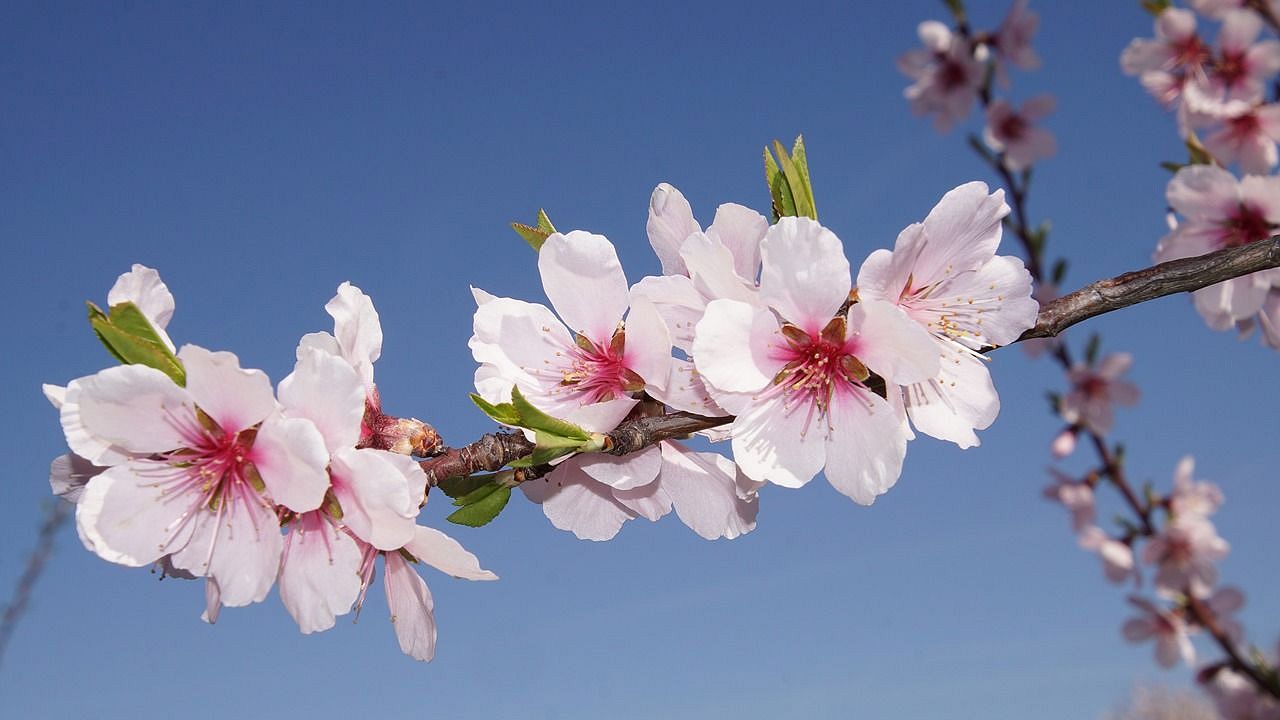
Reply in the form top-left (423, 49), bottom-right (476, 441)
top-left (1156, 165), bottom-right (1280, 332)
top-left (898, 20), bottom-right (984, 133)
top-left (272, 344), bottom-right (427, 632)
top-left (693, 217), bottom-right (940, 503)
top-left (1205, 660), bottom-right (1280, 720)
top-left (994, 0), bottom-right (1040, 72)
top-left (1192, 0), bottom-right (1280, 20)
top-left (471, 232), bottom-right (756, 540)
top-left (352, 524), bottom-right (497, 661)
top-left (1078, 526), bottom-right (1136, 585)
top-left (1169, 455), bottom-right (1225, 520)
top-left (1122, 596), bottom-right (1196, 668)
top-left (857, 182), bottom-right (1038, 449)
top-left (1043, 468), bottom-right (1095, 532)
top-left (1121, 8), bottom-right (1211, 108)
top-left (1143, 514), bottom-right (1230, 598)
top-left (1059, 352), bottom-right (1140, 436)
top-left (983, 95), bottom-right (1057, 172)
top-left (1193, 103), bottom-right (1280, 175)
top-left (1184, 10), bottom-right (1280, 115)
top-left (68, 345), bottom-right (331, 607)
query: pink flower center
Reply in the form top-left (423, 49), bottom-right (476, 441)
top-left (1227, 111), bottom-right (1261, 140)
top-left (1214, 50), bottom-right (1248, 88)
top-left (1172, 35), bottom-right (1209, 70)
top-left (1079, 375), bottom-right (1109, 398)
top-left (767, 317), bottom-right (871, 430)
top-left (936, 53), bottom-right (973, 91)
top-left (557, 331), bottom-right (642, 404)
top-left (997, 112), bottom-right (1028, 141)
top-left (1219, 203), bottom-right (1273, 248)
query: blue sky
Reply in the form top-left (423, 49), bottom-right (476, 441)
top-left (2, 2), bottom-right (1278, 718)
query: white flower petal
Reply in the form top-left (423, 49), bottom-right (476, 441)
top-left (647, 183), bottom-right (700, 277)
top-left (384, 551), bottom-right (436, 661)
top-left (903, 349), bottom-right (999, 449)
top-left (730, 393), bottom-right (826, 489)
top-left (279, 513), bottom-right (362, 634)
top-left (578, 444), bottom-right (662, 490)
top-left (707, 203), bottom-right (768, 282)
top-left (326, 282), bottom-right (383, 388)
top-left (179, 345), bottom-right (275, 434)
top-left (822, 390), bottom-right (910, 505)
top-left (73, 365), bottom-right (192, 456)
top-left (522, 461), bottom-right (636, 541)
top-left (330, 447), bottom-right (417, 551)
top-left (659, 442), bottom-right (757, 540)
top-left (539, 231), bottom-right (629, 344)
top-left (692, 299), bottom-right (783, 394)
top-left (622, 299), bottom-right (672, 392)
top-left (404, 525), bottom-right (498, 581)
top-left (76, 463), bottom-right (195, 567)
top-left (848, 299), bottom-right (940, 385)
top-left (759, 217), bottom-right (851, 332)
top-left (251, 415), bottom-right (331, 513)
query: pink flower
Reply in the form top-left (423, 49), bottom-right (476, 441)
top-left (983, 96), bottom-right (1057, 172)
top-left (1142, 515), bottom-right (1230, 597)
top-left (1184, 10), bottom-right (1280, 115)
top-left (1123, 596), bottom-right (1196, 668)
top-left (1191, 0), bottom-right (1280, 19)
top-left (69, 346), bottom-right (331, 607)
top-left (1205, 585), bottom-right (1247, 641)
top-left (693, 217), bottom-right (940, 503)
top-left (898, 21), bottom-right (984, 132)
top-left (994, 0), bottom-right (1040, 71)
top-left (1043, 468), bottom-right (1095, 531)
top-left (353, 524), bottom-right (497, 661)
top-left (1050, 427), bottom-right (1077, 458)
top-left (1168, 455), bottom-right (1225, 520)
top-left (857, 182), bottom-right (1038, 449)
top-left (1121, 8), bottom-right (1210, 98)
top-left (1194, 103), bottom-right (1280, 175)
top-left (1059, 352), bottom-right (1140, 435)
top-left (1156, 165), bottom-right (1280, 331)
top-left (1203, 664), bottom-right (1280, 720)
top-left (1078, 525), bottom-right (1135, 584)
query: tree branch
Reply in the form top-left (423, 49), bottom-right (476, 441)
top-left (1017, 236), bottom-right (1280, 341)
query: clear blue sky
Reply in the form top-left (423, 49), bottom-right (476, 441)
top-left (2, 2), bottom-right (1277, 718)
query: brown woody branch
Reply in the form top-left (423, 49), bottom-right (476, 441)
top-left (420, 238), bottom-right (1280, 485)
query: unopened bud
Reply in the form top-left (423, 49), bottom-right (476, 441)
top-left (363, 415), bottom-right (444, 457)
top-left (1051, 428), bottom-right (1077, 459)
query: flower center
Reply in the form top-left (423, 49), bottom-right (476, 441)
top-left (1220, 203), bottom-right (1273, 248)
top-left (1214, 50), bottom-right (1247, 87)
top-left (558, 330), bottom-right (643, 404)
top-left (1227, 111), bottom-right (1261, 139)
top-left (770, 317), bottom-right (870, 422)
top-left (159, 409), bottom-right (263, 512)
top-left (937, 57), bottom-right (971, 91)
top-left (1172, 36), bottom-right (1209, 70)
top-left (997, 112), bottom-right (1028, 141)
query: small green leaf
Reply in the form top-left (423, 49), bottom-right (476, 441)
top-left (508, 445), bottom-right (577, 468)
top-left (1084, 333), bottom-right (1101, 366)
top-left (452, 480), bottom-right (504, 507)
top-left (1160, 160), bottom-right (1186, 174)
top-left (87, 301), bottom-right (186, 385)
top-left (1185, 133), bottom-right (1214, 166)
top-left (446, 485), bottom-right (512, 527)
top-left (511, 209), bottom-right (558, 251)
top-left (438, 473), bottom-right (502, 500)
top-left (1050, 259), bottom-right (1068, 286)
top-left (790, 135), bottom-right (817, 220)
top-left (942, 0), bottom-right (966, 20)
top-left (1046, 391), bottom-right (1061, 413)
top-left (510, 386), bottom-right (591, 441)
top-left (1141, 0), bottom-right (1171, 16)
top-left (773, 139), bottom-right (814, 220)
top-left (470, 393), bottom-right (521, 426)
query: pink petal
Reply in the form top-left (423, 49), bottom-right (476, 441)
top-left (539, 231), bottom-right (629, 344)
top-left (523, 461), bottom-right (637, 541)
top-left (659, 442), bottom-right (757, 540)
top-left (856, 246), bottom-right (911, 306)
top-left (821, 390), bottom-right (910, 505)
top-left (909, 182), bottom-right (1010, 284)
top-left (646, 183), bottom-right (700, 277)
top-left (251, 415), bottom-right (331, 513)
top-left (730, 392), bottom-right (826, 489)
top-left (629, 274), bottom-right (706, 351)
top-left (201, 579), bottom-right (222, 624)
top-left (326, 282), bottom-right (383, 389)
top-left (848, 299), bottom-right (940, 385)
top-left (470, 296), bottom-right (575, 398)
top-left (1219, 9), bottom-right (1261, 53)
top-left (563, 396), bottom-right (639, 434)
top-left (279, 513), bottom-right (362, 633)
top-left (1166, 165), bottom-right (1240, 220)
top-left (692, 299), bottom-right (784, 394)
top-left (681, 232), bottom-right (757, 303)
top-left (76, 463), bottom-right (196, 567)
top-left (278, 345), bottom-right (366, 453)
top-left (178, 345), bottom-right (275, 434)
top-left (578, 444), bottom-right (662, 490)
top-left (404, 525), bottom-right (497, 581)
top-left (330, 447), bottom-right (418, 550)
top-left (56, 380), bottom-right (129, 466)
top-left (759, 218), bottom-right (851, 333)
top-left (622, 299), bottom-right (673, 393)
top-left (49, 452), bottom-right (100, 504)
top-left (648, 358), bottom-right (727, 417)
top-left (169, 488), bottom-right (283, 607)
top-left (107, 264), bottom-right (176, 351)
top-left (73, 365), bottom-right (192, 456)
top-left (613, 479), bottom-right (672, 521)
top-left (903, 349), bottom-right (999, 448)
top-left (707, 202), bottom-right (768, 281)
top-left (384, 552), bottom-right (436, 661)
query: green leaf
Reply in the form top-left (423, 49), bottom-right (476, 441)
top-left (1084, 333), bottom-right (1101, 366)
top-left (1050, 258), bottom-right (1068, 286)
top-left (452, 480), bottom-right (505, 507)
top-left (510, 386), bottom-right (591, 441)
top-left (511, 209), bottom-right (558, 251)
top-left (446, 485), bottom-right (512, 527)
top-left (87, 301), bottom-right (186, 385)
top-left (469, 393), bottom-right (521, 426)
top-left (773, 139), bottom-right (814, 220)
top-left (438, 473), bottom-right (502, 500)
top-left (1140, 0), bottom-right (1171, 16)
top-left (1159, 160), bottom-right (1186, 174)
top-left (1185, 133), bottom-right (1213, 166)
top-left (508, 445), bottom-right (577, 468)
top-left (790, 135), bottom-right (817, 220)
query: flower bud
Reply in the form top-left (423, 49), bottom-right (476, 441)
top-left (1051, 427), bottom-right (1077, 459)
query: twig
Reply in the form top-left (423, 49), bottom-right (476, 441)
top-left (0, 502), bottom-right (70, 671)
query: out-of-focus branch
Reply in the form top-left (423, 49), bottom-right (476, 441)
top-left (1017, 237), bottom-right (1280, 341)
top-left (0, 502), bottom-right (70, 671)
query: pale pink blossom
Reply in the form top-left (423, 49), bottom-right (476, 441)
top-left (1079, 526), bottom-right (1136, 584)
top-left (898, 21), bottom-right (984, 132)
top-left (1059, 352), bottom-right (1140, 435)
top-left (1184, 11), bottom-right (1280, 115)
top-left (69, 346), bottom-right (331, 607)
top-left (1050, 427), bottom-right (1077, 458)
top-left (1142, 515), bottom-right (1230, 597)
top-left (353, 524), bottom-right (497, 661)
top-left (1121, 9), bottom-right (1210, 84)
top-left (1203, 663), bottom-right (1280, 720)
top-left (1194, 103), bottom-right (1280, 174)
top-left (1043, 468), bottom-right (1095, 531)
top-left (857, 182), bottom-right (1037, 449)
top-left (1168, 455), bottom-right (1224, 520)
top-left (1206, 585), bottom-right (1247, 641)
top-left (983, 96), bottom-right (1057, 172)
top-left (1123, 596), bottom-right (1196, 668)
top-left (1191, 0), bottom-right (1280, 20)
top-left (1156, 165), bottom-right (1280, 331)
top-left (694, 217), bottom-right (940, 503)
top-left (994, 0), bottom-right (1040, 72)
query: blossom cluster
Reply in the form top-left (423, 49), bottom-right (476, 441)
top-left (1123, 2), bottom-right (1280, 348)
top-left (45, 266), bottom-right (495, 661)
top-left (470, 181), bottom-right (1037, 539)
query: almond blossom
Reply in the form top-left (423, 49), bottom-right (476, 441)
top-left (1123, 596), bottom-right (1196, 668)
top-left (1143, 513), bottom-right (1231, 598)
top-left (1183, 10), bottom-right (1280, 115)
top-left (1193, 103), bottom-right (1280, 175)
top-left (1204, 660), bottom-right (1280, 720)
top-left (857, 182), bottom-right (1038, 449)
top-left (1043, 468), bottom-right (1095, 532)
top-left (983, 96), bottom-right (1057, 172)
top-left (1121, 8), bottom-right (1211, 109)
top-left (693, 217), bottom-right (940, 504)
top-left (898, 20), bottom-right (984, 132)
top-left (1078, 526), bottom-right (1136, 585)
top-left (471, 231), bottom-right (756, 540)
top-left (1169, 455), bottom-right (1225, 520)
top-left (994, 0), bottom-right (1040, 72)
top-left (1059, 352), bottom-right (1140, 436)
top-left (1156, 165), bottom-right (1280, 333)
top-left (68, 345), bottom-right (330, 607)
